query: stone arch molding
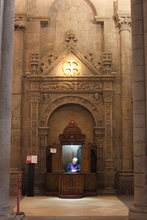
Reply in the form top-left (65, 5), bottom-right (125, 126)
top-left (40, 96), bottom-right (101, 127)
top-left (49, 0), bottom-right (97, 19)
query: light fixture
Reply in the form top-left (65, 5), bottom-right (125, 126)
top-left (63, 60), bottom-right (80, 76)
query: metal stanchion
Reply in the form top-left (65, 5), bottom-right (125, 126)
top-left (15, 177), bottom-right (25, 218)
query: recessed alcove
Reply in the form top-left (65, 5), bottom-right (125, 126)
top-left (48, 104), bottom-right (95, 144)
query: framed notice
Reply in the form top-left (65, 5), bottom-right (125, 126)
top-left (50, 148), bottom-right (57, 153)
top-left (26, 155), bottom-right (37, 164)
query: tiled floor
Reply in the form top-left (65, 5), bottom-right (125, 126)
top-left (11, 196), bottom-right (133, 220)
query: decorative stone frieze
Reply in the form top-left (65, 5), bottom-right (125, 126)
top-left (41, 81), bottom-right (103, 93)
top-left (14, 16), bottom-right (26, 31)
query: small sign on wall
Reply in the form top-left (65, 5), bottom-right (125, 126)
top-left (50, 148), bottom-right (57, 153)
top-left (26, 155), bottom-right (37, 164)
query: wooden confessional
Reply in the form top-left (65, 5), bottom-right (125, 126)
top-left (46, 120), bottom-right (97, 197)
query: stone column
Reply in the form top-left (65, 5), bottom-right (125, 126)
top-left (10, 15), bottom-right (26, 194)
top-left (116, 14), bottom-right (133, 194)
top-left (0, 0), bottom-right (4, 59)
top-left (129, 0), bottom-right (147, 219)
top-left (0, 0), bottom-right (14, 219)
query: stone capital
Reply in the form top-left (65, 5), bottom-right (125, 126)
top-left (14, 16), bottom-right (26, 31)
top-left (38, 127), bottom-right (49, 135)
top-left (103, 92), bottom-right (113, 103)
top-left (94, 127), bottom-right (105, 137)
top-left (29, 94), bottom-right (41, 103)
top-left (116, 15), bottom-right (131, 32)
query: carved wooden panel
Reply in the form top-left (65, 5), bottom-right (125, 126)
top-left (59, 174), bottom-right (83, 195)
top-left (46, 173), bottom-right (59, 195)
top-left (51, 144), bottom-right (62, 172)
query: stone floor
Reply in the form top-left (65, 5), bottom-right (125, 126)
top-left (10, 195), bottom-right (133, 220)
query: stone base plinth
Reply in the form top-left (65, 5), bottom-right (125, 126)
top-left (103, 169), bottom-right (116, 194)
top-left (118, 170), bottom-right (134, 195)
top-left (9, 169), bottom-right (23, 195)
top-left (129, 205), bottom-right (147, 220)
top-left (0, 205), bottom-right (15, 220)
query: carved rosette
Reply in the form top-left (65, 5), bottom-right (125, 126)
top-left (14, 16), bottom-right (26, 31)
top-left (116, 16), bottom-right (131, 32)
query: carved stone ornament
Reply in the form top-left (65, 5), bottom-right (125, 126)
top-left (31, 53), bottom-right (40, 74)
top-left (65, 30), bottom-right (78, 46)
top-left (59, 120), bottom-right (85, 144)
top-left (41, 81), bottom-right (103, 92)
top-left (84, 51), bottom-right (102, 73)
top-left (103, 92), bottom-right (113, 103)
top-left (40, 52), bottom-right (59, 73)
top-left (14, 16), bottom-right (26, 31)
top-left (41, 93), bottom-right (50, 103)
top-left (117, 16), bottom-right (131, 31)
top-left (62, 60), bottom-right (80, 76)
top-left (93, 92), bottom-right (103, 103)
top-left (102, 52), bottom-right (112, 74)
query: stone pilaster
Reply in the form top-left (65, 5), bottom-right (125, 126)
top-left (129, 0), bottom-right (147, 219)
top-left (94, 127), bottom-right (105, 193)
top-left (103, 92), bottom-right (116, 194)
top-left (0, 0), bottom-right (15, 219)
top-left (116, 14), bottom-right (133, 194)
top-left (29, 94), bottom-right (40, 155)
top-left (38, 127), bottom-right (49, 172)
top-left (34, 127), bottom-right (49, 195)
top-left (10, 15), bottom-right (26, 195)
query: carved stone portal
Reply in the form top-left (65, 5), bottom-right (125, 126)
top-left (22, 31), bottom-right (116, 195)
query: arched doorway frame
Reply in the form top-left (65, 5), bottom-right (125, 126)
top-left (40, 95), bottom-right (101, 127)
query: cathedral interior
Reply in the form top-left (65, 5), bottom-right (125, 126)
top-left (0, 0), bottom-right (147, 219)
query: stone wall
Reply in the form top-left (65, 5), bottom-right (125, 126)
top-left (11, 0), bottom-right (133, 195)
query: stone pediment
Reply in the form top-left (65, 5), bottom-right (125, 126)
top-left (40, 44), bottom-right (101, 76)
top-left (30, 30), bottom-right (113, 76)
